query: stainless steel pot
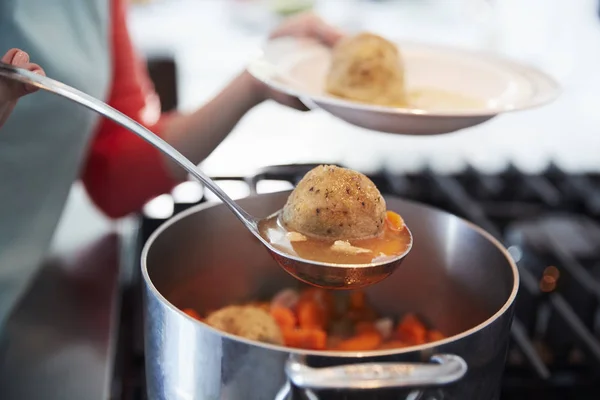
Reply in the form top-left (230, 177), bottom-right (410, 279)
top-left (142, 192), bottom-right (519, 400)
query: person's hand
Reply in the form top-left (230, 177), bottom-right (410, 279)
top-left (0, 48), bottom-right (45, 128)
top-left (268, 12), bottom-right (344, 47)
top-left (249, 12), bottom-right (345, 111)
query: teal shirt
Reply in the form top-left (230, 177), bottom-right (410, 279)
top-left (0, 0), bottom-right (112, 327)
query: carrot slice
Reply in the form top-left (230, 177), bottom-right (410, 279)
top-left (427, 330), bottom-right (446, 342)
top-left (283, 328), bottom-right (327, 350)
top-left (183, 308), bottom-right (202, 321)
top-left (299, 288), bottom-right (333, 320)
top-left (271, 306), bottom-right (297, 330)
top-left (386, 211), bottom-right (405, 231)
top-left (396, 314), bottom-right (427, 345)
top-left (297, 300), bottom-right (325, 330)
top-left (334, 331), bottom-right (382, 351)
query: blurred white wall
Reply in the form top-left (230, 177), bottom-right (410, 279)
top-left (127, 0), bottom-right (600, 175)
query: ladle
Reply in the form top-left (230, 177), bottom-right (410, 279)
top-left (0, 62), bottom-right (412, 289)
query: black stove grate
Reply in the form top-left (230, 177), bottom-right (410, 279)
top-left (118, 163), bottom-right (600, 400)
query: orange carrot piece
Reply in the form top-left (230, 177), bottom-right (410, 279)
top-left (183, 308), bottom-right (202, 321)
top-left (349, 291), bottom-right (366, 310)
top-left (271, 306), bottom-right (297, 330)
top-left (386, 211), bottom-right (405, 231)
top-left (297, 300), bottom-right (325, 330)
top-left (283, 328), bottom-right (327, 350)
top-left (299, 288), bottom-right (333, 320)
top-left (427, 330), bottom-right (446, 342)
top-left (334, 331), bottom-right (382, 351)
top-left (396, 314), bottom-right (427, 345)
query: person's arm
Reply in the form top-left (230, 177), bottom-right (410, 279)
top-left (159, 71), bottom-right (266, 180)
top-left (152, 10), bottom-right (344, 180)
top-left (81, 0), bottom-right (268, 218)
top-left (82, 0), bottom-right (343, 218)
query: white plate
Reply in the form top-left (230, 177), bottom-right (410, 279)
top-left (248, 37), bottom-right (561, 135)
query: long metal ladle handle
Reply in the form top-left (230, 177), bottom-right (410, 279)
top-left (286, 354), bottom-right (467, 390)
top-left (0, 62), bottom-right (256, 226)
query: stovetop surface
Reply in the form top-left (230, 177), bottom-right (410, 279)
top-left (117, 163), bottom-right (600, 400)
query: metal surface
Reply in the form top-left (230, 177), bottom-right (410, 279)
top-left (0, 229), bottom-right (125, 400)
top-left (142, 191), bottom-right (518, 400)
top-left (0, 62), bottom-right (413, 290)
top-left (121, 164), bottom-right (600, 399)
top-left (286, 354), bottom-right (467, 390)
top-left (268, 233), bottom-right (411, 289)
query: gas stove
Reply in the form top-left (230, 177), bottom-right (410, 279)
top-left (111, 163), bottom-right (600, 400)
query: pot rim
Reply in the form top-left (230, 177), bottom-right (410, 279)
top-left (141, 192), bottom-right (520, 358)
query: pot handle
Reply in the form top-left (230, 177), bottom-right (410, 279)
top-left (285, 354), bottom-right (467, 390)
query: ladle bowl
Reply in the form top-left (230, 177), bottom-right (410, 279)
top-left (267, 235), bottom-right (411, 289)
top-left (0, 62), bottom-right (412, 289)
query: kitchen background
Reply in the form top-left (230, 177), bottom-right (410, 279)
top-left (53, 0), bottom-right (600, 252)
top-left (3, 1), bottom-right (599, 399)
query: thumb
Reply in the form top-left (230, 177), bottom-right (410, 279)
top-left (315, 24), bottom-right (345, 47)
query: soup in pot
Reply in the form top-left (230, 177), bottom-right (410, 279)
top-left (183, 286), bottom-right (445, 351)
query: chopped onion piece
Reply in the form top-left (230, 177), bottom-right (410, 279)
top-left (375, 318), bottom-right (394, 340)
top-left (270, 288), bottom-right (300, 310)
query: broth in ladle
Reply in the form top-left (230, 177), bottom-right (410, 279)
top-left (258, 165), bottom-right (411, 265)
top-left (259, 210), bottom-right (411, 265)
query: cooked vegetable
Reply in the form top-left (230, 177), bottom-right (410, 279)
top-left (335, 331), bottom-right (382, 351)
top-left (374, 318), bottom-right (394, 340)
top-left (386, 211), bottom-right (405, 231)
top-left (282, 328), bottom-right (327, 350)
top-left (396, 313), bottom-right (428, 345)
top-left (183, 308), bottom-right (202, 320)
top-left (270, 306), bottom-right (297, 330)
top-left (270, 288), bottom-right (300, 310)
top-left (184, 287), bottom-right (446, 351)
